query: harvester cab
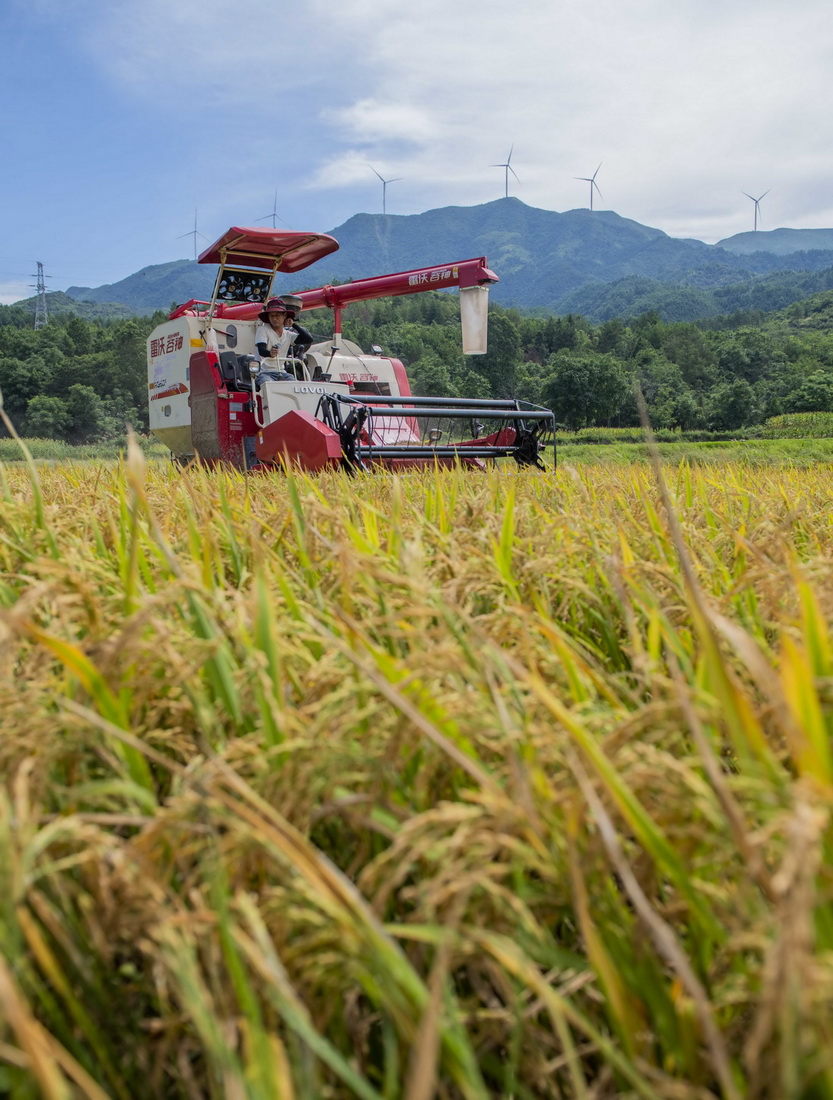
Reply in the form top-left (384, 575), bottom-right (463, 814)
top-left (147, 226), bottom-right (555, 471)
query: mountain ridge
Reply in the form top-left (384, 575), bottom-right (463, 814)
top-left (717, 227), bottom-right (833, 256)
top-left (19, 199), bottom-right (833, 321)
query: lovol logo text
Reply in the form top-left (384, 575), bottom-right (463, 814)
top-left (293, 385), bottom-right (327, 394)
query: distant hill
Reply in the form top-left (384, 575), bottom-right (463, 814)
top-left (560, 265), bottom-right (833, 322)
top-left (308, 202), bottom-right (730, 309)
top-left (718, 227), bottom-right (833, 256)
top-left (16, 198), bottom-right (833, 322)
top-left (11, 291), bottom-right (137, 321)
top-left (66, 260), bottom-right (212, 314)
top-left (293, 201), bottom-right (833, 311)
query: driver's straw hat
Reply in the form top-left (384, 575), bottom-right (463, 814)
top-left (258, 297), bottom-right (290, 322)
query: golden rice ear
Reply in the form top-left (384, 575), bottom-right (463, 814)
top-left (125, 425), bottom-right (145, 489)
top-left (1, 458), bottom-right (832, 1097)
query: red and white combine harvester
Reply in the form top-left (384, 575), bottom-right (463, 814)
top-left (146, 227), bottom-right (555, 471)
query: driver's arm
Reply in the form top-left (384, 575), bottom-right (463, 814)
top-left (289, 322), bottom-right (313, 356)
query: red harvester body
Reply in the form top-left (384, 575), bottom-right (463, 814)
top-left (147, 227), bottom-right (554, 471)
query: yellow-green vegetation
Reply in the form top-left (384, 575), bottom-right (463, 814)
top-left (555, 436), bottom-right (833, 467)
top-left (762, 412), bottom-right (833, 438)
top-left (0, 437), bottom-right (169, 463)
top-left (1, 445), bottom-right (833, 1099)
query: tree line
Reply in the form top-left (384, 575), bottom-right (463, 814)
top-left (3, 293), bottom-right (833, 441)
top-left (0, 305), bottom-right (163, 441)
top-left (334, 293), bottom-right (833, 432)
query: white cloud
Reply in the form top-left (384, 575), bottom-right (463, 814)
top-left (0, 281), bottom-right (33, 306)
top-left (323, 99), bottom-right (435, 146)
top-left (279, 0), bottom-right (833, 238)
top-left (11, 0), bottom-right (833, 251)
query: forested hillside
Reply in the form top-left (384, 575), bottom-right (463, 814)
top-left (559, 264), bottom-right (833, 322)
top-left (4, 289), bottom-right (833, 443)
top-left (333, 290), bottom-right (833, 431)
top-left (0, 306), bottom-right (163, 441)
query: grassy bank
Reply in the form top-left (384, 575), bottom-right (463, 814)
top-left (7, 433), bottom-right (833, 470)
top-left (556, 435), bottom-right (833, 465)
top-left (0, 436), bottom-right (169, 462)
top-left (1, 455), bottom-right (833, 1097)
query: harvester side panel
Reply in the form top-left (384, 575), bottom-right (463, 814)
top-left (147, 318), bottom-right (194, 456)
top-left (189, 352), bottom-right (224, 461)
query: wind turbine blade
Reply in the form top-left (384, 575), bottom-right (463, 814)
top-left (592, 163), bottom-right (602, 180)
top-left (592, 182), bottom-right (603, 199)
top-left (257, 210), bottom-right (293, 228)
top-left (368, 164), bottom-right (384, 182)
top-left (507, 144), bottom-right (514, 163)
top-left (509, 166), bottom-right (520, 183)
top-left (742, 191), bottom-right (755, 201)
top-left (388, 177), bottom-right (404, 184)
top-left (757, 189), bottom-right (770, 202)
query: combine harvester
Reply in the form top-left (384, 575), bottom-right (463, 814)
top-left (146, 227), bottom-right (555, 471)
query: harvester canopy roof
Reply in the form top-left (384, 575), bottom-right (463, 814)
top-left (198, 227), bottom-right (340, 272)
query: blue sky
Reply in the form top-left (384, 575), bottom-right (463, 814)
top-left (2, 0), bottom-right (833, 303)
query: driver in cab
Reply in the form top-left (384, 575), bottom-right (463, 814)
top-left (254, 297), bottom-right (314, 382)
top-left (255, 298), bottom-right (295, 371)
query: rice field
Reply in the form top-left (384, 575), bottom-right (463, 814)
top-left (1, 440), bottom-right (833, 1098)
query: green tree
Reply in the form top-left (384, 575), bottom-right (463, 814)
top-left (597, 318), bottom-right (626, 354)
top-left (65, 316), bottom-right (94, 356)
top-left (661, 323), bottom-right (717, 390)
top-left (706, 378), bottom-right (757, 430)
top-left (542, 352), bottom-right (630, 430)
top-left (786, 370), bottom-right (833, 413)
top-left (109, 321), bottom-right (149, 407)
top-left (24, 395), bottom-right (69, 438)
top-left (717, 330), bottom-right (777, 384)
top-left (373, 323), bottom-right (426, 365)
top-left (0, 357), bottom-right (45, 425)
top-left (629, 311), bottom-right (663, 349)
top-left (65, 383), bottom-right (106, 442)
top-left (101, 391), bottom-right (143, 436)
top-left (456, 368), bottom-right (493, 401)
top-left (409, 353), bottom-right (458, 399)
top-left (673, 389), bottom-right (704, 430)
top-left (473, 312), bottom-right (521, 397)
top-left (515, 360), bottom-right (548, 405)
top-left (50, 351), bottom-right (110, 395)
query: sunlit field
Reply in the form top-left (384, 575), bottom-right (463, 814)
top-left (2, 447), bottom-right (833, 1098)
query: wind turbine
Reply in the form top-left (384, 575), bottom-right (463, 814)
top-left (490, 145), bottom-right (520, 198)
top-left (368, 165), bottom-right (403, 215)
top-left (742, 189), bottom-right (769, 231)
top-left (575, 164), bottom-right (602, 211)
top-left (177, 209), bottom-right (208, 260)
top-left (257, 190), bottom-right (292, 229)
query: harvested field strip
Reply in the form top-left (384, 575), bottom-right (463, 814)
top-left (1, 452), bottom-right (833, 1097)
